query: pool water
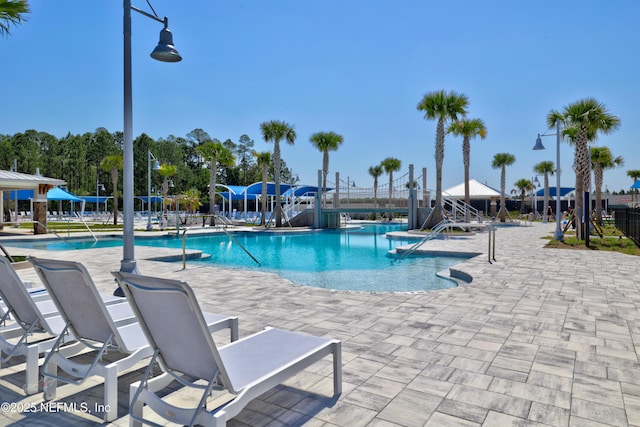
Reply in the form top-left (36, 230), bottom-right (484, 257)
top-left (3, 224), bottom-right (473, 292)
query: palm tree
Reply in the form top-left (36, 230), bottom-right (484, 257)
top-left (0, 0), bottom-right (29, 36)
top-left (253, 150), bottom-right (271, 226)
top-left (491, 153), bottom-right (516, 222)
top-left (417, 90), bottom-right (469, 226)
top-left (100, 154), bottom-right (123, 225)
top-left (380, 157), bottom-right (401, 220)
top-left (627, 170), bottom-right (640, 203)
top-left (309, 131), bottom-right (344, 207)
top-left (198, 139), bottom-right (235, 225)
top-left (368, 164), bottom-right (384, 214)
top-left (513, 178), bottom-right (535, 215)
top-left (547, 98), bottom-right (620, 239)
top-left (179, 189), bottom-right (201, 215)
top-left (591, 146), bottom-right (623, 224)
top-left (533, 161), bottom-right (555, 223)
top-left (260, 120), bottom-right (296, 227)
top-left (447, 118), bottom-right (487, 221)
top-left (158, 163), bottom-right (177, 224)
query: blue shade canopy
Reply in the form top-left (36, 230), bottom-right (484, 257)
top-left (631, 181), bottom-right (640, 189)
top-left (79, 196), bottom-right (112, 204)
top-left (135, 196), bottom-right (164, 204)
top-left (47, 187), bottom-right (82, 202)
top-left (216, 183), bottom-right (296, 200)
top-left (9, 187), bottom-right (82, 201)
top-left (535, 187), bottom-right (575, 197)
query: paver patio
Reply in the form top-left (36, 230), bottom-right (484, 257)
top-left (1, 221), bottom-right (639, 426)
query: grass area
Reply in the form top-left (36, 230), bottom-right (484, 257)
top-left (544, 224), bottom-right (640, 256)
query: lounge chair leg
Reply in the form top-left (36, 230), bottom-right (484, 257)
top-left (104, 365), bottom-right (118, 422)
top-left (43, 361), bottom-right (57, 400)
top-left (129, 381), bottom-right (144, 427)
top-left (230, 318), bottom-right (239, 342)
top-left (25, 345), bottom-right (39, 394)
top-left (332, 341), bottom-right (342, 396)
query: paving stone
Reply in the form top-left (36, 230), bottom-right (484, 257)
top-left (5, 222), bottom-right (640, 426)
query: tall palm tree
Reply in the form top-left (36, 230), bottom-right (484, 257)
top-left (100, 154), bottom-right (123, 225)
top-left (591, 146), bottom-right (623, 224)
top-left (198, 139), bottom-right (235, 225)
top-left (253, 150), bottom-right (271, 226)
top-left (260, 120), bottom-right (296, 227)
top-left (627, 170), bottom-right (640, 203)
top-left (368, 164), bottom-right (384, 213)
top-left (533, 161), bottom-right (555, 223)
top-left (309, 131), bottom-right (344, 207)
top-left (547, 98), bottom-right (620, 239)
top-left (380, 157), bottom-right (401, 220)
top-left (513, 178), bottom-right (535, 215)
top-left (0, 0), bottom-right (29, 36)
top-left (447, 117), bottom-right (487, 221)
top-left (417, 90), bottom-right (469, 226)
top-left (491, 152), bottom-right (516, 222)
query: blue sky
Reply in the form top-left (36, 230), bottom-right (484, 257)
top-left (3, 1), bottom-right (639, 195)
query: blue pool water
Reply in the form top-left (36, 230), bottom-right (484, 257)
top-left (3, 224), bottom-right (473, 292)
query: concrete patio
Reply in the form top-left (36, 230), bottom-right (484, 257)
top-left (1, 221), bottom-right (639, 426)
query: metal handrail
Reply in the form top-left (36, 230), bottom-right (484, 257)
top-left (221, 228), bottom-right (260, 265)
top-left (392, 219), bottom-right (453, 263)
top-left (32, 221), bottom-right (76, 248)
top-left (179, 227), bottom-right (260, 267)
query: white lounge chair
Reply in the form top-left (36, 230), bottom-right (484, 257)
top-left (28, 257), bottom-right (239, 422)
top-left (0, 255), bottom-right (130, 394)
top-left (0, 256), bottom-right (78, 394)
top-left (112, 271), bottom-right (342, 427)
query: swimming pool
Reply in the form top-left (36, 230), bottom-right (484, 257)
top-left (2, 224), bottom-right (473, 292)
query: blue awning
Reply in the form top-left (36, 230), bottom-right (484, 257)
top-left (535, 187), bottom-right (574, 197)
top-left (135, 196), bottom-right (164, 204)
top-left (8, 187), bottom-right (83, 201)
top-left (216, 183), bottom-right (296, 200)
top-left (79, 196), bottom-right (112, 204)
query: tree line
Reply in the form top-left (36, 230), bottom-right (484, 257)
top-left (0, 128), bottom-right (295, 208)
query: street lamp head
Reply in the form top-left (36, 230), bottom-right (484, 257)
top-left (152, 159), bottom-right (161, 170)
top-left (150, 19), bottom-right (182, 63)
top-left (532, 134), bottom-right (545, 151)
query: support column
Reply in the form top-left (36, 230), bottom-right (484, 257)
top-left (315, 170), bottom-right (323, 229)
top-left (33, 184), bottom-right (50, 234)
top-left (408, 164), bottom-right (415, 229)
top-left (334, 172), bottom-right (340, 208)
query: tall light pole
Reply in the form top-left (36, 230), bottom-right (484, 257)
top-left (121, 1), bottom-right (181, 276)
top-left (96, 179), bottom-right (105, 216)
top-left (146, 150), bottom-right (161, 231)
top-left (533, 121), bottom-right (564, 241)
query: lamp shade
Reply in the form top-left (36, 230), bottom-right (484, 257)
top-left (532, 135), bottom-right (545, 150)
top-left (150, 25), bottom-right (182, 62)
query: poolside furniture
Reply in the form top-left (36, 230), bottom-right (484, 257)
top-left (28, 257), bottom-right (239, 422)
top-left (0, 256), bottom-right (129, 394)
top-left (112, 271), bottom-right (342, 427)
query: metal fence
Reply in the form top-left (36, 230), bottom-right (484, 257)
top-left (614, 207), bottom-right (640, 247)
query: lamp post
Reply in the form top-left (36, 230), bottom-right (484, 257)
top-left (121, 1), bottom-right (181, 275)
top-left (96, 179), bottom-right (105, 216)
top-left (146, 150), bottom-right (161, 231)
top-left (533, 122), bottom-right (563, 241)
